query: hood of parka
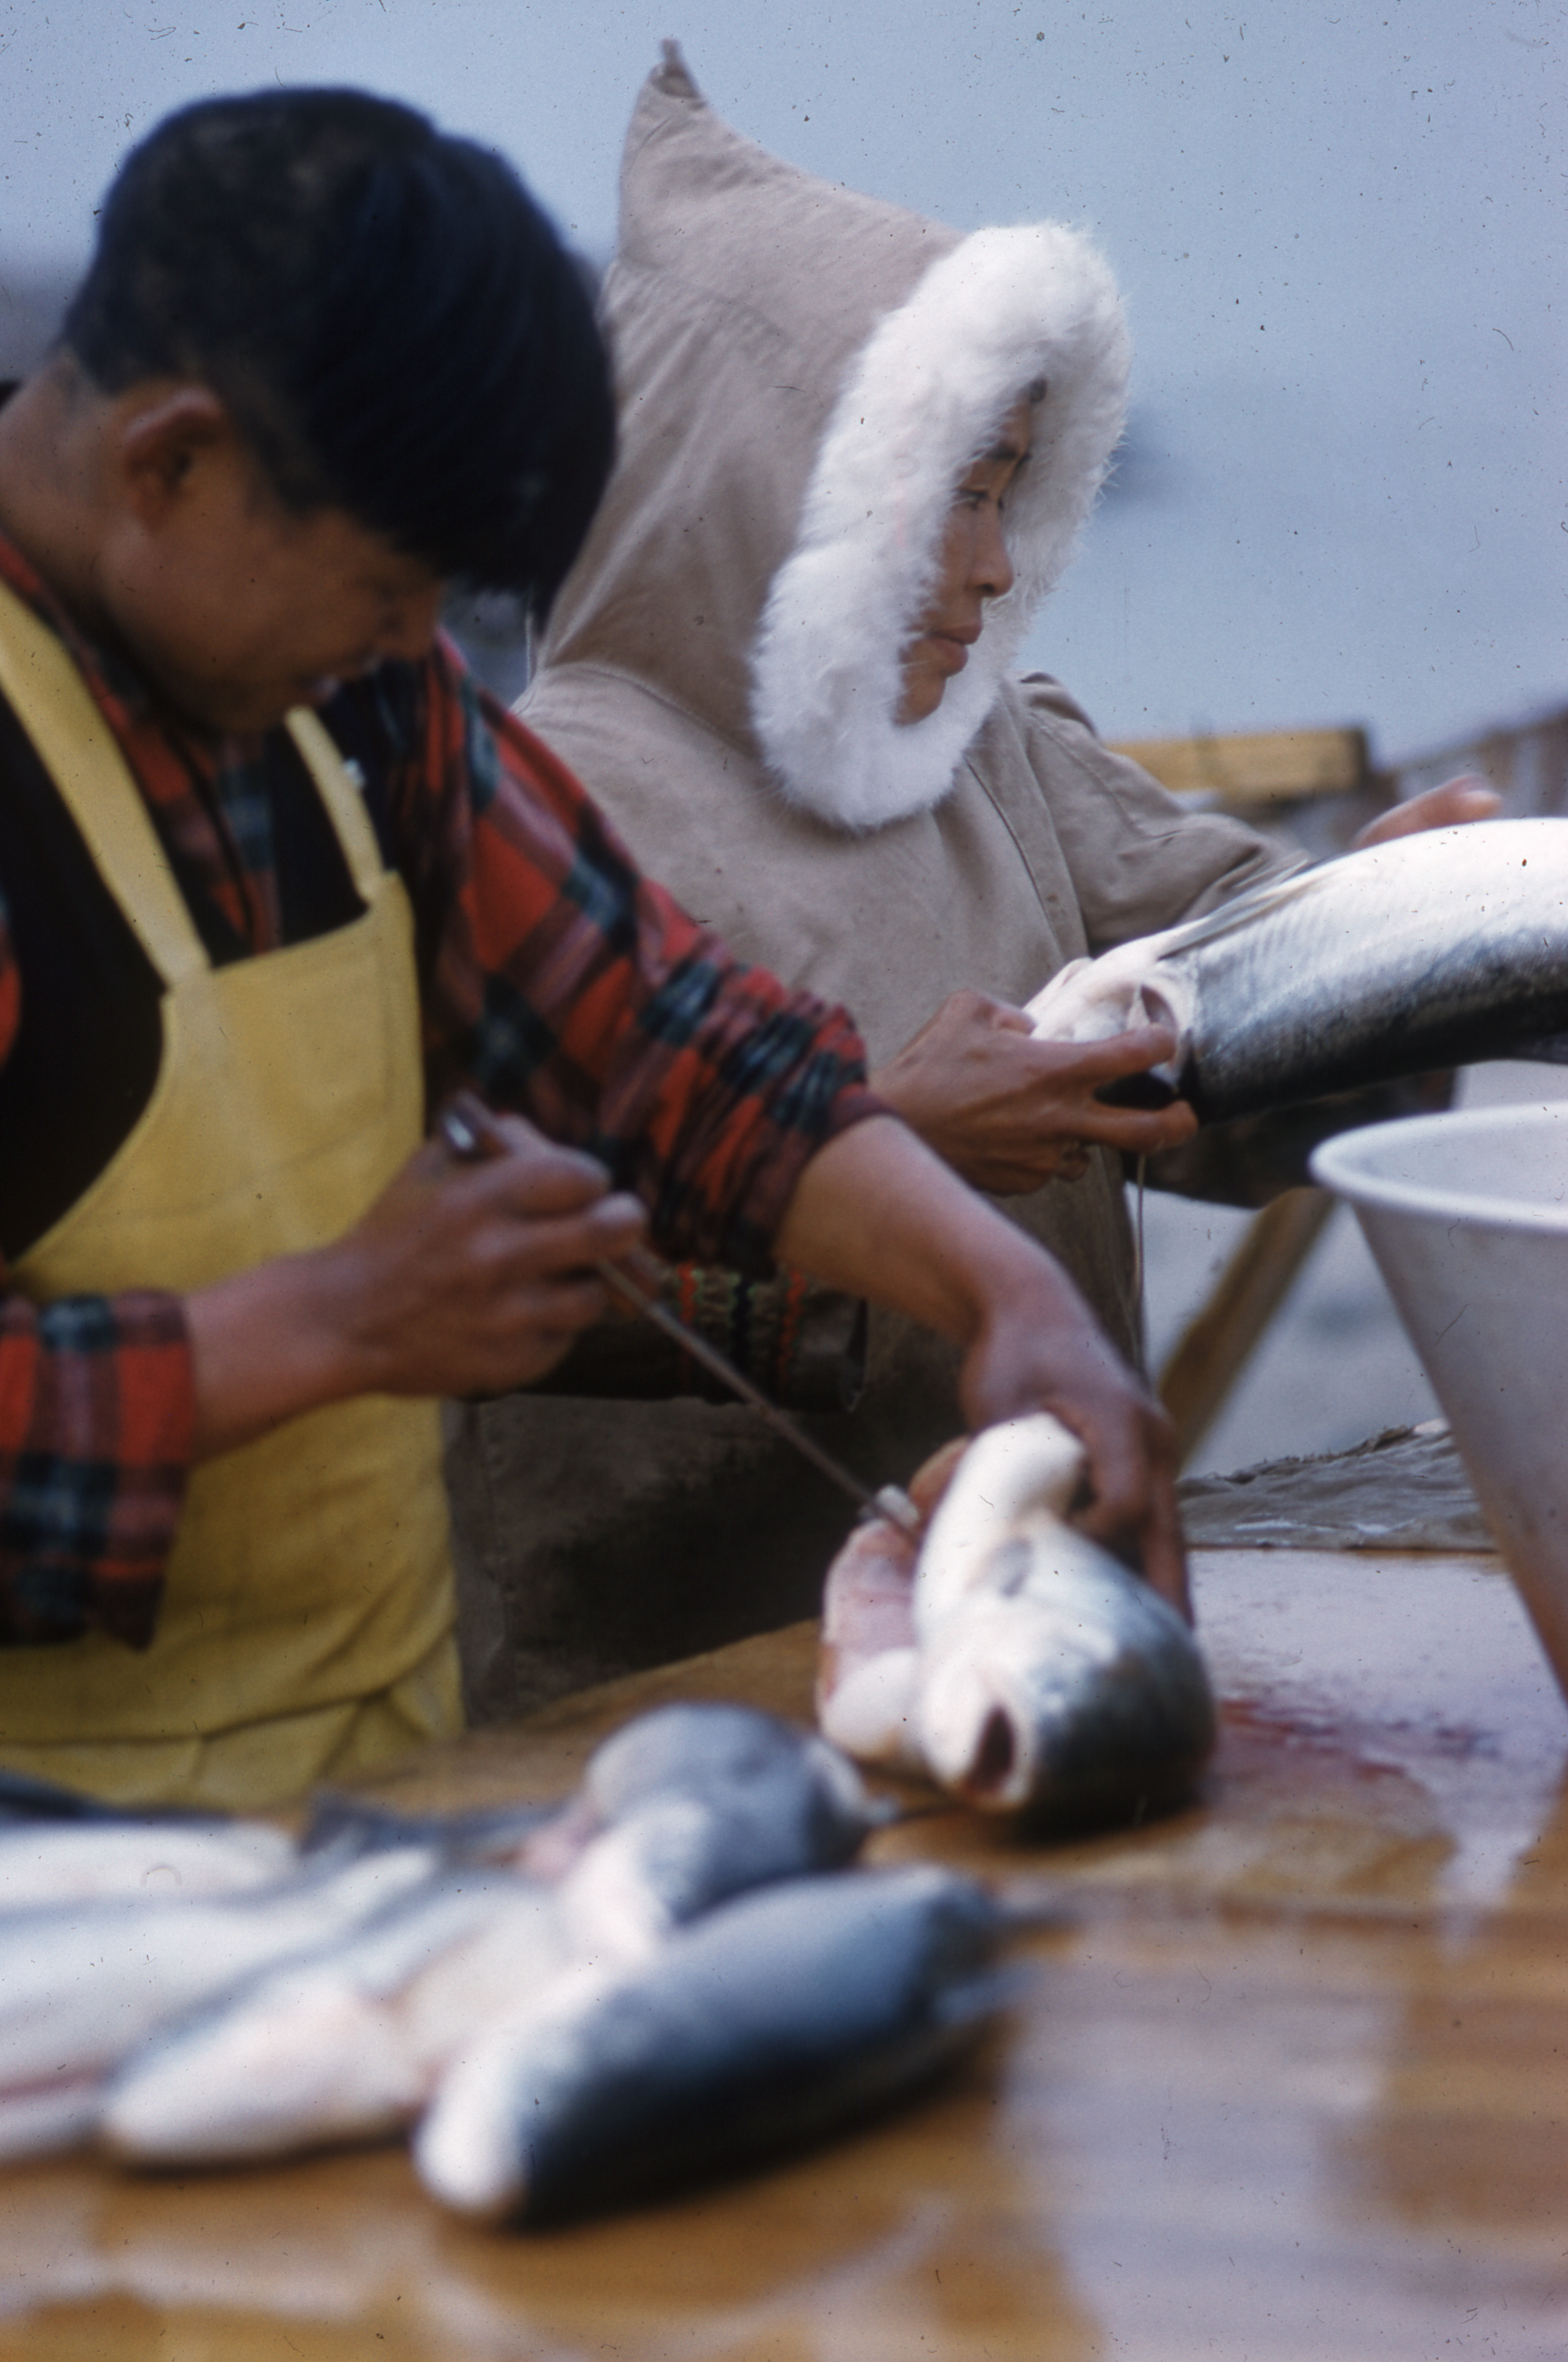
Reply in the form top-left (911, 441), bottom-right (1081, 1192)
top-left (537, 44), bottom-right (1130, 833)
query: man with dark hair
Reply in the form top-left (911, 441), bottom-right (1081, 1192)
top-left (0, 87), bottom-right (1180, 1809)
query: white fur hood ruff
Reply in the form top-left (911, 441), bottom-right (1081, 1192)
top-left (531, 47), bottom-right (1131, 833)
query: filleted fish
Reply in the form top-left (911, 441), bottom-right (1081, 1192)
top-left (819, 1414), bottom-right (1215, 1822)
top-left (1026, 817), bottom-right (1568, 1122)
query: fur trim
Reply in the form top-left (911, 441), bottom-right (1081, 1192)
top-left (750, 224), bottom-right (1130, 831)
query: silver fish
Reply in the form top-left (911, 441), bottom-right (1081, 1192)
top-left (101, 1705), bottom-right (878, 2166)
top-left (0, 1820), bottom-right (296, 1911)
top-left (820, 1414), bottom-right (1215, 1823)
top-left (0, 1845), bottom-right (435, 2162)
top-left (414, 1865), bottom-right (1009, 2224)
top-left (102, 1870), bottom-right (575, 2166)
top-left (1026, 817), bottom-right (1568, 1123)
top-left (541, 1702), bottom-right (880, 1956)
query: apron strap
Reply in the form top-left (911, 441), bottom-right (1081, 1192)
top-left (285, 707), bottom-right (391, 909)
top-left (0, 574), bottom-right (207, 989)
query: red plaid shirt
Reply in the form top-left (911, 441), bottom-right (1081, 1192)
top-left (0, 534), bottom-right (878, 1647)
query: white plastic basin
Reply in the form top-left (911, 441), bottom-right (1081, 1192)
top-left (1312, 1104), bottom-right (1568, 1698)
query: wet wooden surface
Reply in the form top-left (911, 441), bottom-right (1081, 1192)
top-left (3, 1544), bottom-right (1568, 2360)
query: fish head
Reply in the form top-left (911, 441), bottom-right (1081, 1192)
top-left (1025, 934), bottom-right (1194, 1058)
top-left (915, 1571), bottom-right (1216, 1826)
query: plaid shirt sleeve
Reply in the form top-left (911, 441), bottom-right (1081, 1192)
top-left (355, 640), bottom-right (883, 1275)
top-left (0, 636), bottom-right (881, 1648)
top-left (0, 1286), bottom-right (193, 1648)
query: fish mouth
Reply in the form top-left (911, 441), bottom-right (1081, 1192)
top-left (963, 1707), bottom-right (1019, 1801)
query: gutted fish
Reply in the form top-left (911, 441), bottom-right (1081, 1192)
top-left (0, 1845), bottom-right (435, 2162)
top-left (820, 1414), bottom-right (1215, 1823)
top-left (415, 1865), bottom-right (1008, 2223)
top-left (102, 1870), bottom-right (575, 2166)
top-left (1026, 817), bottom-right (1568, 1123)
top-left (523, 1702), bottom-right (880, 1957)
top-left (101, 1704), bottom-right (879, 2167)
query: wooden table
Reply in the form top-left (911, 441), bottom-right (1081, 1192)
top-left (3, 1545), bottom-right (1567, 2361)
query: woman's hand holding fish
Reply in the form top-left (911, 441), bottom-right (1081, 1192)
top-left (774, 1114), bottom-right (1189, 1614)
top-left (871, 990), bottom-right (1198, 1192)
top-left (1352, 775), bottom-right (1502, 850)
top-left (185, 1121), bottom-right (648, 1459)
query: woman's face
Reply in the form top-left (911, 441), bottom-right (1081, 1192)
top-left (895, 394), bottom-right (1033, 727)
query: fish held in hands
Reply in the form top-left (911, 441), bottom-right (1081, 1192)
top-left (1026, 817), bottom-right (1568, 1122)
top-left (819, 1414), bottom-right (1215, 1825)
top-left (414, 1865), bottom-right (1009, 2224)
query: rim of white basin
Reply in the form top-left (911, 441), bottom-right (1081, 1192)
top-left (1311, 1103), bottom-right (1568, 1234)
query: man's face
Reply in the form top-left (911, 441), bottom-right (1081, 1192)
top-left (96, 414), bottom-right (446, 736)
top-left (895, 395), bottom-right (1033, 728)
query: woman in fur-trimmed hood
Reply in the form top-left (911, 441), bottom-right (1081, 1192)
top-left (447, 46), bottom-right (1288, 1718)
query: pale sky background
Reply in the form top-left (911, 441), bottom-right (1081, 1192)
top-left (0, 0), bottom-right (1562, 760)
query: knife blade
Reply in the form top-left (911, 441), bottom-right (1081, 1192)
top-left (437, 1092), bottom-right (923, 1540)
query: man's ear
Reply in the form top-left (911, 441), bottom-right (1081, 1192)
top-left (113, 386), bottom-right (232, 522)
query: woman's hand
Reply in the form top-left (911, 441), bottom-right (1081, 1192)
top-left (1353, 774), bottom-right (1502, 849)
top-left (871, 989), bottom-right (1197, 1192)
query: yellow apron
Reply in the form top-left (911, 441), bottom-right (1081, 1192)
top-left (0, 578), bottom-right (461, 1809)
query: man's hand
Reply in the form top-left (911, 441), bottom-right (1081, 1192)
top-left (185, 1119), bottom-right (646, 1459)
top-left (321, 1118), bottom-right (648, 1397)
top-left (956, 1266), bottom-right (1188, 1618)
top-left (775, 1115), bottom-right (1190, 1616)
top-left (871, 989), bottom-right (1198, 1192)
top-left (1353, 773), bottom-right (1502, 850)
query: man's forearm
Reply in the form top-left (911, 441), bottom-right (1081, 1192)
top-left (774, 1114), bottom-right (1093, 1349)
top-left (775, 1113), bottom-right (1188, 1611)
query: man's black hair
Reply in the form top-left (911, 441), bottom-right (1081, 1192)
top-left (62, 88), bottom-right (613, 617)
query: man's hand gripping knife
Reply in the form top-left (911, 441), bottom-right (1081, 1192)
top-left (181, 1108), bottom-right (647, 1464)
top-left (184, 1100), bottom-right (1185, 1616)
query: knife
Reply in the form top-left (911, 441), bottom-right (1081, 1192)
top-left (438, 1093), bottom-right (923, 1540)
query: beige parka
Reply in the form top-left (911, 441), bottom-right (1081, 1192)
top-left (450, 47), bottom-right (1287, 1718)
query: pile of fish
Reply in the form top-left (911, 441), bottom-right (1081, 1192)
top-left (1025, 817), bottom-right (1568, 1122)
top-left (0, 1705), bottom-right (1011, 2223)
top-left (818, 1412), bottom-right (1216, 1824)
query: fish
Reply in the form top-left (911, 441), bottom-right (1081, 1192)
top-left (299, 1791), bottom-right (553, 1862)
top-left (101, 1870), bottom-right (576, 2166)
top-left (819, 1414), bottom-right (1216, 1824)
top-left (0, 1819), bottom-right (297, 1912)
top-left (537, 1702), bottom-right (882, 1956)
top-left (0, 1844), bottom-right (436, 2162)
top-left (304, 1703), bottom-right (878, 1953)
top-left (101, 1704), bottom-right (880, 2167)
top-left (413, 1865), bottom-right (1010, 2224)
top-left (1025, 817), bottom-right (1568, 1123)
